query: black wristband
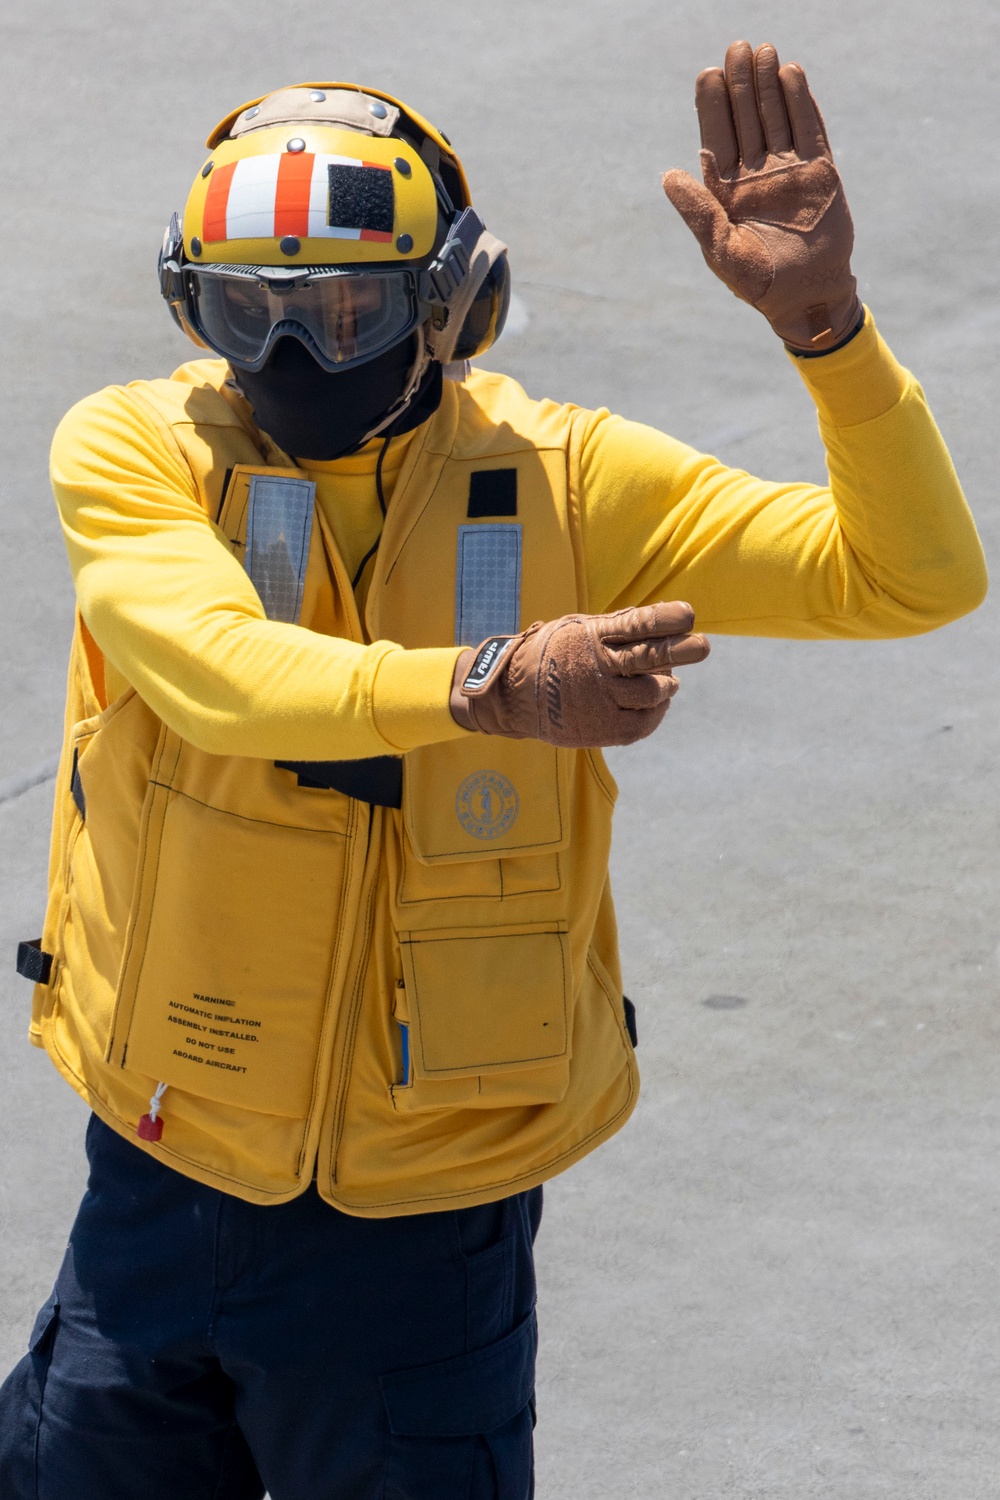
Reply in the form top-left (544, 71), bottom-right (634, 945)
top-left (787, 306), bottom-right (867, 359)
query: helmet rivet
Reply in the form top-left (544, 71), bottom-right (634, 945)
top-left (396, 233), bottom-right (414, 253)
top-left (190, 236), bottom-right (203, 257)
top-left (245, 106), bottom-right (260, 120)
top-left (286, 138), bottom-right (306, 153)
top-left (368, 101), bottom-right (388, 119)
top-left (310, 90), bottom-right (326, 102)
top-left (279, 236), bottom-right (301, 255)
top-left (201, 160), bottom-right (214, 178)
top-left (393, 157), bottom-right (412, 178)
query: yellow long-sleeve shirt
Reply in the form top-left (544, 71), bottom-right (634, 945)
top-left (49, 313), bottom-right (986, 761)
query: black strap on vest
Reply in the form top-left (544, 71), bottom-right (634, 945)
top-left (622, 995), bottom-right (638, 1048)
top-left (16, 940), bottom-right (53, 986)
top-left (275, 756), bottom-right (403, 808)
top-left (70, 747), bottom-right (86, 819)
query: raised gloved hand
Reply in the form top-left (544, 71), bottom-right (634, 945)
top-left (449, 601), bottom-right (710, 748)
top-left (662, 40), bottom-right (863, 353)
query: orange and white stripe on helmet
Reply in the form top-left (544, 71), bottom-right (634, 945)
top-left (183, 125), bottom-right (439, 267)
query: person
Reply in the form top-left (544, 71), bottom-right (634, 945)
top-left (0, 40), bottom-right (986, 1500)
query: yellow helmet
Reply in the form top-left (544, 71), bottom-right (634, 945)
top-left (159, 83), bottom-right (509, 371)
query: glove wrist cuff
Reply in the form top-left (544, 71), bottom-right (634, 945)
top-left (449, 648), bottom-right (478, 731)
top-left (782, 298), bottom-right (865, 357)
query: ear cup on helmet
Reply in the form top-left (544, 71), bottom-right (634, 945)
top-left (451, 253), bottom-right (511, 361)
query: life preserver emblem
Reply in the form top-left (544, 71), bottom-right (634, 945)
top-left (455, 770), bottom-right (519, 840)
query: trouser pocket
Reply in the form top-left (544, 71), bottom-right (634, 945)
top-left (379, 1311), bottom-right (537, 1500)
top-left (0, 1290), bottom-right (60, 1500)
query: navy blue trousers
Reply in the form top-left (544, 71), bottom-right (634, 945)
top-left (0, 1116), bottom-right (541, 1499)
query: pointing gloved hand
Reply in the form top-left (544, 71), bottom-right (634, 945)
top-left (449, 601), bottom-right (710, 747)
top-left (662, 40), bottom-right (863, 354)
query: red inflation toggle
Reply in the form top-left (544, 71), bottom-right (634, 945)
top-left (137, 1113), bottom-right (164, 1142)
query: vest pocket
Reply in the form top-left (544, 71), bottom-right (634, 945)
top-left (46, 693), bottom-right (159, 1038)
top-left (391, 923), bottom-right (571, 1113)
top-left (107, 784), bottom-right (348, 1118)
top-left (403, 739), bottom-right (572, 865)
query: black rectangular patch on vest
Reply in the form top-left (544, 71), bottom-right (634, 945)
top-left (467, 470), bottom-right (517, 518)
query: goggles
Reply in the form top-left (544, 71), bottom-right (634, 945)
top-left (181, 263), bottom-right (425, 373)
top-left (160, 206), bottom-right (507, 370)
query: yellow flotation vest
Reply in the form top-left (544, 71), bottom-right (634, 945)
top-left (27, 364), bottom-right (638, 1214)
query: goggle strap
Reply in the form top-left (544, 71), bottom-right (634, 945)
top-left (158, 213), bottom-right (186, 307)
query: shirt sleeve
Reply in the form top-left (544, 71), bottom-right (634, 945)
top-left (576, 312), bottom-right (988, 636)
top-left (50, 384), bottom-right (465, 760)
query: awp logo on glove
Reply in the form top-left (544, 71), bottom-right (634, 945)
top-left (462, 636), bottom-right (516, 693)
top-left (456, 770), bottom-right (519, 840)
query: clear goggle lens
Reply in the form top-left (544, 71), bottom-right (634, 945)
top-left (190, 268), bottom-right (419, 369)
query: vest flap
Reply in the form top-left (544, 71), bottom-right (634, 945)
top-left (372, 449), bottom-right (576, 648)
top-left (380, 418), bottom-right (579, 866)
top-left (398, 922), bottom-right (570, 1077)
top-left (217, 465), bottom-right (354, 638)
top-left (215, 465), bottom-right (315, 624)
top-left (403, 740), bottom-right (572, 865)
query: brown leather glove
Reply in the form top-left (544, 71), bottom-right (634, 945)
top-left (662, 40), bottom-right (862, 353)
top-left (449, 601), bottom-right (710, 748)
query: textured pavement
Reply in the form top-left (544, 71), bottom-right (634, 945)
top-left (2, 2), bottom-right (999, 1494)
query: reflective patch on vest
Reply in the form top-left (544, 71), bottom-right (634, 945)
top-left (244, 474), bottom-right (315, 624)
top-left (454, 523), bottom-right (522, 647)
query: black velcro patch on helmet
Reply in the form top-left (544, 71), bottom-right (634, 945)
top-left (327, 164), bottom-right (395, 237)
top-left (468, 470), bottom-right (518, 518)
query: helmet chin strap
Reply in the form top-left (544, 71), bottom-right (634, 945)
top-left (291, 210), bottom-right (507, 452)
top-left (350, 325), bottom-right (433, 449)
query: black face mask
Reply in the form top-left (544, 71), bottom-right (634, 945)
top-left (233, 334), bottom-right (441, 461)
